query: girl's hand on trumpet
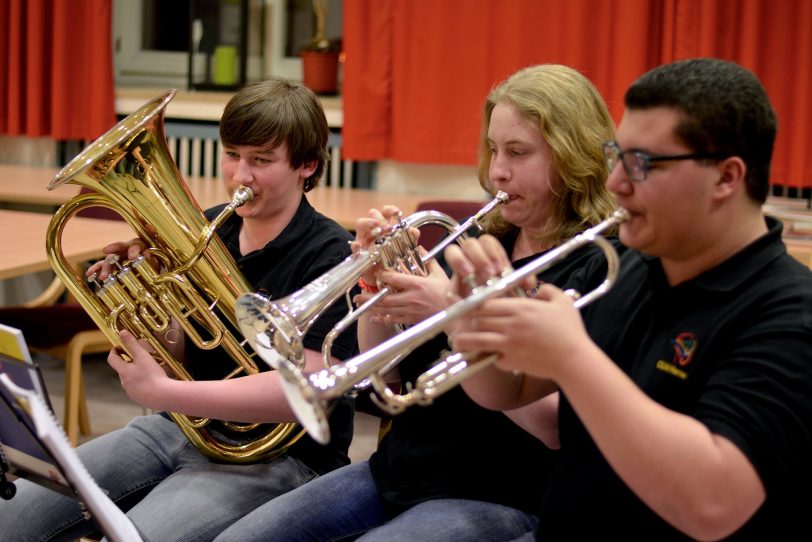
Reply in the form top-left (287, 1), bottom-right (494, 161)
top-left (352, 205), bottom-right (403, 250)
top-left (447, 235), bottom-right (595, 380)
top-left (444, 234), bottom-right (536, 298)
top-left (365, 252), bottom-right (451, 327)
top-left (352, 205), bottom-right (404, 291)
top-left (351, 205), bottom-right (430, 327)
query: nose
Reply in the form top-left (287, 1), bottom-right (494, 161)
top-left (231, 157), bottom-right (253, 184)
top-left (490, 152), bottom-right (510, 185)
top-left (605, 160), bottom-right (631, 196)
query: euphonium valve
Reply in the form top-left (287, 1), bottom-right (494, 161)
top-left (45, 90), bottom-right (303, 463)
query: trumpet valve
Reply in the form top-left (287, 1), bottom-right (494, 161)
top-left (563, 288), bottom-right (582, 302)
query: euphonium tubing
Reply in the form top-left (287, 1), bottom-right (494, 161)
top-left (45, 90), bottom-right (304, 463)
top-left (283, 208), bottom-right (629, 444)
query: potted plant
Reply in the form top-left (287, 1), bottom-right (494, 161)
top-left (300, 0), bottom-right (340, 95)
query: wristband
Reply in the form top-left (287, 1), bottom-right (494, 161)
top-left (358, 278), bottom-right (379, 293)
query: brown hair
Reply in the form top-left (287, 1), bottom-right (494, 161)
top-left (220, 76), bottom-right (329, 192)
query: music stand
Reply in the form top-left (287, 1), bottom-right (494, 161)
top-left (0, 325), bottom-right (143, 542)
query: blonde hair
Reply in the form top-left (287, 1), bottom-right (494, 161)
top-left (477, 64), bottom-right (617, 245)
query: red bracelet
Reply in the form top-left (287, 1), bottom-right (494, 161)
top-left (358, 278), bottom-right (379, 293)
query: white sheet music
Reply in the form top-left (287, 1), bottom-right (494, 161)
top-left (0, 374), bottom-right (143, 542)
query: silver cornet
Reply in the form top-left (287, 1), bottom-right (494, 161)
top-left (282, 208), bottom-right (629, 444)
top-left (235, 192), bottom-right (509, 388)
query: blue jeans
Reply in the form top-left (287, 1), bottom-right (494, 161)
top-left (0, 414), bottom-right (317, 542)
top-left (214, 461), bottom-right (539, 542)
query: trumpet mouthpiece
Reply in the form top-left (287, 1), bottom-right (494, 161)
top-left (614, 208), bottom-right (631, 222)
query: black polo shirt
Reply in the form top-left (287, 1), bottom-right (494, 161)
top-left (369, 230), bottom-right (617, 514)
top-left (540, 217), bottom-right (812, 539)
top-left (188, 195), bottom-right (358, 474)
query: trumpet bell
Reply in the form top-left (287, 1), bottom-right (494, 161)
top-left (278, 362), bottom-right (332, 445)
top-left (236, 292), bottom-right (297, 370)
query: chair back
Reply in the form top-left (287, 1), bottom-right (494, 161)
top-left (414, 199), bottom-right (488, 250)
top-left (76, 187), bottom-right (126, 221)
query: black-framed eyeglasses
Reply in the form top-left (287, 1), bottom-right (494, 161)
top-left (602, 141), bottom-right (729, 182)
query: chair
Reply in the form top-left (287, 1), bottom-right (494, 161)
top-left (0, 188), bottom-right (123, 446)
top-left (0, 278), bottom-right (110, 446)
top-left (414, 198), bottom-right (489, 250)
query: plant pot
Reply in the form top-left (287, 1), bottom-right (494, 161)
top-left (301, 50), bottom-right (340, 95)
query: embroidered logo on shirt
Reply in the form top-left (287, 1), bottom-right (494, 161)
top-left (655, 332), bottom-right (697, 380)
top-left (671, 332), bottom-right (697, 366)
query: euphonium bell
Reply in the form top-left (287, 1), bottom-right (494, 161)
top-left (45, 90), bottom-right (303, 463)
top-left (282, 208), bottom-right (629, 444)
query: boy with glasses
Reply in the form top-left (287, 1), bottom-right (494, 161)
top-left (449, 58), bottom-right (812, 539)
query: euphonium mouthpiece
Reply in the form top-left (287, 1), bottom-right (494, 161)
top-left (231, 186), bottom-right (254, 207)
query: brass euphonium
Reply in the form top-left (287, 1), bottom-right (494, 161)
top-left (281, 208), bottom-right (629, 444)
top-left (45, 90), bottom-right (303, 463)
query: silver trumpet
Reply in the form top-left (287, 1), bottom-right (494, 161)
top-left (282, 208), bottom-right (629, 444)
top-left (235, 192), bottom-right (509, 392)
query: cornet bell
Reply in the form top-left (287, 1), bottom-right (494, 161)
top-left (236, 292), bottom-right (297, 370)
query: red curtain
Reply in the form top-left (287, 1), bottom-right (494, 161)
top-left (0, 0), bottom-right (115, 140)
top-left (343, 0), bottom-right (812, 190)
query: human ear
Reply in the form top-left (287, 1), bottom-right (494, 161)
top-left (713, 156), bottom-right (746, 200)
top-left (301, 159), bottom-right (318, 179)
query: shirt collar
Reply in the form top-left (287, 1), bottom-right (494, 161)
top-left (219, 194), bottom-right (317, 258)
top-left (641, 216), bottom-right (786, 293)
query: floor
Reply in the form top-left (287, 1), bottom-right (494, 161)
top-left (34, 351), bottom-right (381, 463)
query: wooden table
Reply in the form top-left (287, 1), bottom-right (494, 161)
top-left (786, 239), bottom-right (812, 268)
top-left (1, 164), bottom-right (429, 230)
top-left (306, 187), bottom-right (426, 230)
top-left (0, 165), bottom-right (68, 207)
top-left (0, 210), bottom-right (135, 281)
top-left (0, 168), bottom-right (430, 282)
top-left (173, 176), bottom-right (429, 230)
top-left (0, 190), bottom-right (430, 284)
top-left (762, 205), bottom-right (812, 238)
